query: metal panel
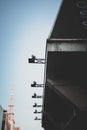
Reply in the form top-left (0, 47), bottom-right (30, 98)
top-left (49, 0), bottom-right (87, 40)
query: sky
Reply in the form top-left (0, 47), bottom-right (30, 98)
top-left (0, 0), bottom-right (61, 130)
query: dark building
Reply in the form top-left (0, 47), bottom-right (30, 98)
top-left (0, 106), bottom-right (11, 130)
top-left (0, 106), bottom-right (3, 130)
top-left (42, 0), bottom-right (87, 130)
top-left (2, 110), bottom-right (11, 130)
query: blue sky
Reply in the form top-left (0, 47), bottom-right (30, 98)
top-left (0, 0), bottom-right (61, 130)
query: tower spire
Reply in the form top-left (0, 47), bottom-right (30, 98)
top-left (8, 85), bottom-right (15, 130)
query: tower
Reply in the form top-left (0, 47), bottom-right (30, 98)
top-left (7, 86), bottom-right (15, 130)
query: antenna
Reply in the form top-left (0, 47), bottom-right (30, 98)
top-left (8, 85), bottom-right (15, 130)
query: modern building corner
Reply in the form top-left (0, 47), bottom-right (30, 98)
top-left (42, 0), bottom-right (87, 130)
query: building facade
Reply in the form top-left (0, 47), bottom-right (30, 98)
top-left (2, 110), bottom-right (11, 130)
top-left (0, 106), bottom-right (3, 130)
top-left (0, 106), bottom-right (11, 130)
top-left (42, 0), bottom-right (87, 130)
top-left (13, 127), bottom-right (20, 130)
